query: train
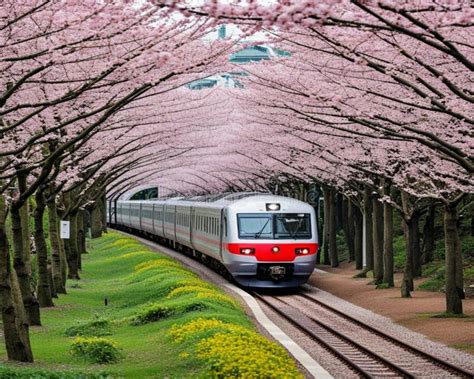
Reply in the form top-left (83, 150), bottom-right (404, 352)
top-left (108, 192), bottom-right (319, 288)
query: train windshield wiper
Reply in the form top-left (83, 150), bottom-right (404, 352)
top-left (288, 218), bottom-right (304, 239)
top-left (254, 218), bottom-right (271, 239)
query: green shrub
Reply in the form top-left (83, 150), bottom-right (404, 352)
top-left (462, 236), bottom-right (474, 260)
top-left (464, 266), bottom-right (474, 281)
top-left (70, 337), bottom-right (122, 364)
top-left (64, 318), bottom-right (112, 337)
top-left (335, 232), bottom-right (349, 262)
top-left (130, 304), bottom-right (174, 325)
top-left (418, 266), bottom-right (445, 292)
top-left (131, 300), bottom-right (209, 326)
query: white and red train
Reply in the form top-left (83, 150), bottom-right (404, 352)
top-left (108, 192), bottom-right (319, 288)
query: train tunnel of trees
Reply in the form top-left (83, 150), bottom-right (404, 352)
top-left (0, 0), bottom-right (472, 363)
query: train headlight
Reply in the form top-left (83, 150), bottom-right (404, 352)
top-left (266, 203), bottom-right (281, 211)
top-left (295, 248), bottom-right (310, 255)
top-left (240, 248), bottom-right (255, 255)
top-left (272, 246), bottom-right (280, 253)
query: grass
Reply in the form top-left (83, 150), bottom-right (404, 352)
top-left (0, 232), bottom-right (302, 378)
top-left (431, 312), bottom-right (471, 319)
top-left (449, 343), bottom-right (474, 354)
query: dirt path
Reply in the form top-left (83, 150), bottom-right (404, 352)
top-left (308, 262), bottom-right (474, 355)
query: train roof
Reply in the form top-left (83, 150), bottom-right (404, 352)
top-left (118, 192), bottom-right (313, 212)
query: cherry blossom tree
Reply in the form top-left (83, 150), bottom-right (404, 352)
top-left (0, 1), bottom-right (234, 361)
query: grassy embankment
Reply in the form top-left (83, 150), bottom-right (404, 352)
top-left (0, 232), bottom-right (302, 378)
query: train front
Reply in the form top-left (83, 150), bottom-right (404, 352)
top-left (223, 196), bottom-right (319, 288)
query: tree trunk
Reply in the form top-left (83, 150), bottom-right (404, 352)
top-left (78, 209), bottom-right (87, 263)
top-left (372, 196), bottom-right (384, 284)
top-left (401, 219), bottom-right (417, 297)
top-left (0, 195), bottom-right (34, 362)
top-left (336, 192), bottom-right (343, 233)
top-left (354, 204), bottom-right (363, 270)
top-left (313, 196), bottom-right (322, 264)
top-left (91, 200), bottom-right (103, 239)
top-left (10, 204), bottom-right (41, 326)
top-left (48, 263), bottom-right (57, 298)
top-left (329, 188), bottom-right (339, 267)
top-left (33, 190), bottom-right (54, 307)
top-left (47, 198), bottom-right (66, 294)
top-left (401, 192), bottom-right (414, 298)
top-left (101, 193), bottom-right (108, 233)
top-left (322, 187), bottom-right (331, 265)
top-left (57, 205), bottom-right (69, 290)
top-left (66, 212), bottom-right (80, 280)
top-left (455, 211), bottom-right (465, 301)
top-left (363, 187), bottom-right (374, 271)
top-left (344, 197), bottom-right (355, 262)
top-left (412, 214), bottom-right (422, 278)
top-left (76, 211), bottom-right (84, 270)
top-left (421, 205), bottom-right (436, 265)
top-left (59, 233), bottom-right (68, 288)
top-left (444, 204), bottom-right (463, 314)
top-left (382, 186), bottom-right (394, 287)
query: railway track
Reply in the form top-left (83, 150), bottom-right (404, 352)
top-left (252, 291), bottom-right (474, 379)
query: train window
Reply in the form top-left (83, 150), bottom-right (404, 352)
top-left (237, 214), bottom-right (273, 239)
top-left (224, 217), bottom-right (227, 236)
top-left (274, 214), bottom-right (311, 239)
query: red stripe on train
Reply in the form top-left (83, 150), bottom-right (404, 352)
top-left (225, 243), bottom-right (318, 262)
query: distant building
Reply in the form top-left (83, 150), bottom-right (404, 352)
top-left (218, 25), bottom-right (226, 40)
top-left (229, 45), bottom-right (272, 63)
top-left (186, 73), bottom-right (239, 90)
top-left (187, 25), bottom-right (289, 90)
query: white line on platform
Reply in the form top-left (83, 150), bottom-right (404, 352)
top-left (225, 284), bottom-right (333, 379)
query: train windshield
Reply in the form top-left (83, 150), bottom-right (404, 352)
top-left (237, 213), bottom-right (311, 240)
top-left (238, 214), bottom-right (273, 239)
top-left (274, 213), bottom-right (311, 239)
